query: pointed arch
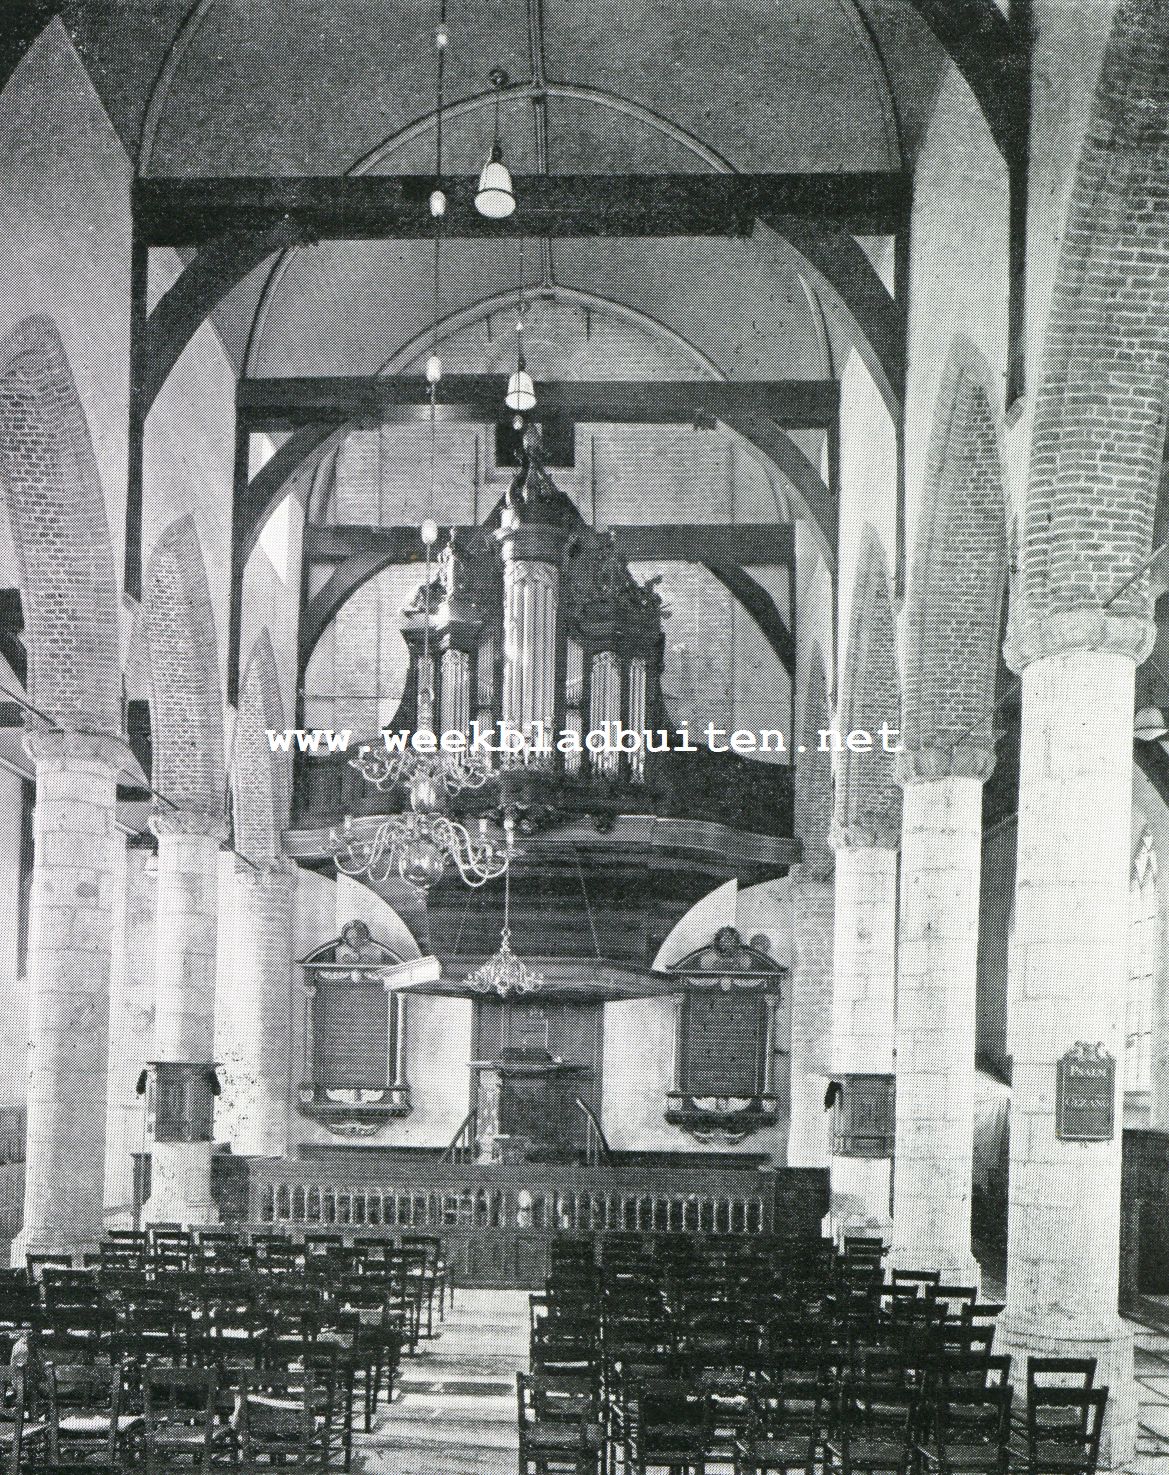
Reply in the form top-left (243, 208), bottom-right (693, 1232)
top-left (795, 645), bottom-right (834, 879)
top-left (233, 628), bottom-right (289, 862)
top-left (144, 514), bottom-right (224, 815)
top-left (903, 339), bottom-right (1008, 759)
top-left (836, 528), bottom-right (900, 843)
top-left (1020, 0), bottom-right (1169, 627)
top-left (0, 316), bottom-right (120, 733)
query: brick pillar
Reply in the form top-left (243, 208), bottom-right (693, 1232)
top-left (13, 731), bottom-right (122, 1261)
top-left (998, 612), bottom-right (1151, 1470)
top-left (217, 861), bottom-right (297, 1159)
top-left (890, 747), bottom-right (994, 1285)
top-left (788, 865), bottom-right (833, 1168)
top-left (143, 811), bottom-right (226, 1226)
top-left (828, 828), bottom-right (898, 1238)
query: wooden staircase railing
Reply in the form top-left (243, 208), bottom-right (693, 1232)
top-left (440, 1108), bottom-right (477, 1165)
top-left (575, 1098), bottom-right (612, 1166)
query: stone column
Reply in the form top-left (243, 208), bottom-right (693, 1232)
top-left (143, 810), bottom-right (226, 1226)
top-left (889, 747), bottom-right (993, 1285)
top-left (13, 731), bottom-right (123, 1262)
top-left (997, 613), bottom-right (1149, 1470)
top-left (788, 865), bottom-right (834, 1169)
top-left (216, 860), bottom-right (297, 1160)
top-left (828, 829), bottom-right (898, 1238)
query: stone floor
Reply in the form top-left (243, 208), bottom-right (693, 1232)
top-left (352, 1289), bottom-right (526, 1475)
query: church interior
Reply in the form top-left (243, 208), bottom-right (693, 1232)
top-left (1, 0), bottom-right (1169, 1470)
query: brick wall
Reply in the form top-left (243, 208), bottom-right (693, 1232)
top-left (1021, 0), bottom-right (1169, 626)
top-left (233, 629), bottom-right (290, 862)
top-left (836, 529), bottom-right (900, 840)
top-left (0, 316), bottom-right (121, 733)
top-left (902, 345), bottom-right (1008, 756)
top-left (144, 515), bottom-right (225, 815)
top-left (795, 652), bottom-right (833, 878)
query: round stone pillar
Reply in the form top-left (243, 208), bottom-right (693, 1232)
top-left (890, 746), bottom-right (993, 1286)
top-left (999, 611), bottom-right (1151, 1471)
top-left (143, 810), bottom-right (226, 1227)
top-left (828, 827), bottom-right (898, 1238)
top-left (13, 731), bottom-right (122, 1262)
top-left (216, 861), bottom-right (297, 1160)
top-left (788, 865), bottom-right (834, 1169)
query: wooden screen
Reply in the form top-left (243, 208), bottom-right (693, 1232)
top-left (312, 979), bottom-right (390, 1088)
top-left (682, 991), bottom-right (765, 1096)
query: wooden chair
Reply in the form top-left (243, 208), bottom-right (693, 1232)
top-left (0, 1365), bottom-right (55, 1474)
top-left (734, 1357), bottom-right (830, 1475)
top-left (233, 1365), bottom-right (335, 1471)
top-left (1023, 1385), bottom-right (1107, 1475)
top-left (50, 1360), bottom-right (142, 1469)
top-left (518, 1370), bottom-right (603, 1475)
top-left (140, 1366), bottom-right (233, 1473)
top-left (823, 1371), bottom-right (919, 1475)
top-left (622, 1377), bottom-right (712, 1475)
top-left (916, 1384), bottom-right (1012, 1475)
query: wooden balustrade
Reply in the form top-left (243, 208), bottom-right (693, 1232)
top-left (242, 1155), bottom-right (783, 1287)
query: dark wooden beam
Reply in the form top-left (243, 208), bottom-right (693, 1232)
top-left (237, 376), bottom-right (839, 434)
top-left (703, 563), bottom-right (795, 679)
top-left (0, 587), bottom-right (25, 689)
top-left (305, 521), bottom-right (795, 567)
top-left (134, 172), bottom-right (910, 248)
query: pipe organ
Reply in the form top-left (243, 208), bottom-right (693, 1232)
top-left (398, 427), bottom-right (666, 781)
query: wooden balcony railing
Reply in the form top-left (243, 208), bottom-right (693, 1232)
top-left (241, 1154), bottom-right (791, 1287)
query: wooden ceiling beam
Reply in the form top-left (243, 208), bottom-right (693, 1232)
top-left (134, 171), bottom-right (910, 247)
top-left (236, 375), bottom-right (839, 434)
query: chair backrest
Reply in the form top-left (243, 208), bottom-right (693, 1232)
top-left (930, 1382), bottom-right (1013, 1462)
top-left (142, 1365), bottom-right (218, 1428)
top-left (1027, 1356), bottom-right (1096, 1395)
top-left (1026, 1383), bottom-right (1109, 1470)
top-left (892, 1269), bottom-right (941, 1290)
top-left (237, 1366), bottom-right (331, 1454)
top-left (51, 1358), bottom-right (119, 1420)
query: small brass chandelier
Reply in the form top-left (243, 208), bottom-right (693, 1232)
top-left (466, 833), bottom-right (544, 996)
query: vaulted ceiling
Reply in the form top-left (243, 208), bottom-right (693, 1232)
top-left (56, 0), bottom-right (950, 385)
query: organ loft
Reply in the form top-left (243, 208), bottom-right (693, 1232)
top-left (0, 1), bottom-right (1168, 1470)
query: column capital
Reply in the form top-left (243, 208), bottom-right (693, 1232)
top-left (788, 860), bottom-right (834, 893)
top-left (232, 856), bottom-right (298, 891)
top-left (22, 727), bottom-right (123, 773)
top-left (1003, 608), bottom-right (1154, 673)
top-left (831, 819), bottom-right (900, 852)
top-left (896, 743), bottom-right (996, 785)
top-left (149, 808), bottom-right (229, 843)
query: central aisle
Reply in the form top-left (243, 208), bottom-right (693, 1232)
top-left (354, 1289), bottom-right (527, 1474)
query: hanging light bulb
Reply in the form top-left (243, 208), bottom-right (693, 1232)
top-left (506, 357), bottom-right (537, 412)
top-left (429, 188), bottom-right (447, 219)
top-left (505, 241), bottom-right (536, 412)
top-left (476, 69), bottom-right (516, 219)
top-left (426, 352), bottom-right (443, 384)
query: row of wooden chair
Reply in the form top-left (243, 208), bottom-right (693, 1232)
top-left (517, 1236), bottom-right (1109, 1475)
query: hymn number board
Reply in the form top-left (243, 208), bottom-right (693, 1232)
top-left (1056, 1042), bottom-right (1115, 1142)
